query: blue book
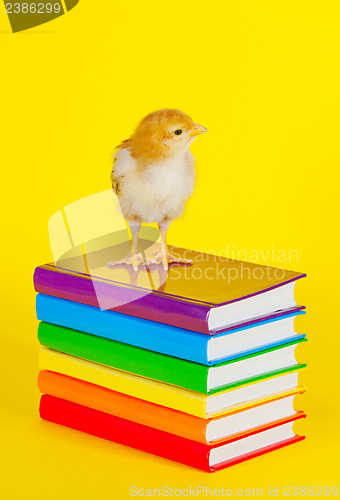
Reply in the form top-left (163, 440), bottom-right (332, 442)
top-left (36, 294), bottom-right (306, 366)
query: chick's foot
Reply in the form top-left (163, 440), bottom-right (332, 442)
top-left (107, 252), bottom-right (145, 272)
top-left (145, 249), bottom-right (193, 271)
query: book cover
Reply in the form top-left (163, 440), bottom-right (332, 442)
top-left (38, 322), bottom-right (307, 394)
top-left (38, 370), bottom-right (306, 444)
top-left (36, 293), bottom-right (306, 365)
top-left (33, 242), bottom-right (306, 334)
top-left (39, 348), bottom-right (305, 418)
top-left (39, 395), bottom-right (306, 472)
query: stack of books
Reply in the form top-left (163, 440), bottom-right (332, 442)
top-left (34, 242), bottom-right (307, 472)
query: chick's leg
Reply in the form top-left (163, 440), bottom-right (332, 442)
top-left (152, 222), bottom-right (193, 271)
top-left (107, 221), bottom-right (144, 271)
top-left (158, 222), bottom-right (169, 271)
top-left (129, 222), bottom-right (144, 271)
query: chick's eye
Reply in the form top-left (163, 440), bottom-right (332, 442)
top-left (174, 129), bottom-right (182, 136)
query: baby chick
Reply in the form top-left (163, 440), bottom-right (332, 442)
top-left (109, 109), bottom-right (207, 271)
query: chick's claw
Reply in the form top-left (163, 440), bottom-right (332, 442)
top-left (167, 254), bottom-right (193, 265)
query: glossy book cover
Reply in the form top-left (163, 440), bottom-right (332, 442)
top-left (39, 394), bottom-right (306, 472)
top-left (38, 370), bottom-right (306, 444)
top-left (36, 293), bottom-right (306, 365)
top-left (34, 240), bottom-right (306, 334)
top-left (39, 347), bottom-right (306, 418)
top-left (38, 321), bottom-right (307, 394)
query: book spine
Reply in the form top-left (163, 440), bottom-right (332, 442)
top-left (33, 266), bottom-right (212, 334)
top-left (38, 322), bottom-right (210, 393)
top-left (39, 395), bottom-right (212, 472)
top-left (36, 293), bottom-right (210, 365)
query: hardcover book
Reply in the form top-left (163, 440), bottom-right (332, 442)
top-left (40, 395), bottom-right (306, 472)
top-left (38, 322), bottom-right (307, 393)
top-left (39, 348), bottom-right (305, 418)
top-left (36, 293), bottom-right (306, 365)
top-left (38, 370), bottom-right (305, 444)
top-left (33, 241), bottom-right (306, 334)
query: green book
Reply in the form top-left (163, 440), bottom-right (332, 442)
top-left (38, 322), bottom-right (307, 394)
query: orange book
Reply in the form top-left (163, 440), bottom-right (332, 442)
top-left (38, 370), bottom-right (305, 444)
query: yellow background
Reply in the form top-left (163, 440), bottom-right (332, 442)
top-left (1, 1), bottom-right (339, 498)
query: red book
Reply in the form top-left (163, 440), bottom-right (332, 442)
top-left (40, 395), bottom-right (305, 472)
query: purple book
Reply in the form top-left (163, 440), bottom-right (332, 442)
top-left (34, 240), bottom-right (305, 335)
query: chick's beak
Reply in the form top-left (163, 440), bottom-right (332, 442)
top-left (189, 123), bottom-right (208, 137)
